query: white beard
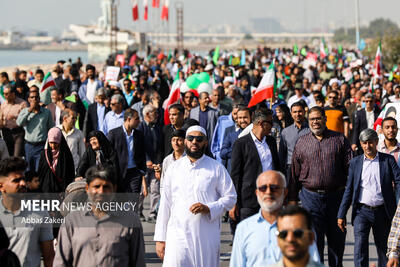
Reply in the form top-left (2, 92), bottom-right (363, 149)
top-left (257, 193), bottom-right (285, 212)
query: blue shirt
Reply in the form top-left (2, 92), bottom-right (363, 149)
top-left (122, 125), bottom-right (136, 169)
top-left (124, 91), bottom-right (135, 106)
top-left (96, 103), bottom-right (106, 131)
top-left (199, 108), bottom-right (208, 130)
top-left (230, 210), bottom-right (320, 267)
top-left (102, 110), bottom-right (125, 135)
top-left (211, 114), bottom-right (234, 163)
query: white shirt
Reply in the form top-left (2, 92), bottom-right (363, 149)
top-left (359, 154), bottom-right (384, 207)
top-left (366, 109), bottom-right (375, 129)
top-left (250, 131), bottom-right (273, 172)
top-left (57, 125), bottom-right (86, 173)
top-left (55, 105), bottom-right (61, 125)
top-left (154, 155), bottom-right (237, 267)
top-left (287, 95), bottom-right (310, 108)
top-left (86, 79), bottom-right (98, 104)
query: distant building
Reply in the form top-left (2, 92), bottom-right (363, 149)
top-left (250, 18), bottom-right (284, 33)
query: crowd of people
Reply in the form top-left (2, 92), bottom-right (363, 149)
top-left (1, 45), bottom-right (400, 267)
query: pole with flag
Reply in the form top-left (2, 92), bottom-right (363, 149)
top-left (248, 61), bottom-right (276, 108)
top-left (369, 40), bottom-right (382, 93)
top-left (143, 0), bottom-right (148, 21)
top-left (161, 0), bottom-right (169, 21)
top-left (213, 46), bottom-right (220, 65)
top-left (41, 72), bottom-right (56, 93)
top-left (320, 39), bottom-right (327, 59)
top-left (132, 0), bottom-right (139, 21)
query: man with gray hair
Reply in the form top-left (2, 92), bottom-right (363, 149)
top-left (230, 170), bottom-right (319, 266)
top-left (102, 94), bottom-right (125, 135)
top-left (351, 92), bottom-right (380, 155)
top-left (83, 87), bottom-right (110, 139)
top-left (338, 128), bottom-right (400, 267)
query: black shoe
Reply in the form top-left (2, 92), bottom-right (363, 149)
top-left (147, 216), bottom-right (157, 223)
top-left (140, 213), bottom-right (146, 222)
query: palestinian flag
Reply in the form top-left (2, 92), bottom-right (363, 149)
top-left (248, 61), bottom-right (276, 108)
top-left (41, 72), bottom-right (55, 93)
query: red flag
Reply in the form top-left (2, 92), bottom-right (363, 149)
top-left (152, 0), bottom-right (160, 8)
top-left (161, 0), bottom-right (169, 21)
top-left (143, 0), bottom-right (148, 20)
top-left (374, 41), bottom-right (382, 77)
top-left (132, 0), bottom-right (139, 21)
top-left (248, 63), bottom-right (275, 107)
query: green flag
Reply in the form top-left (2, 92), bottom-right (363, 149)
top-left (213, 46), bottom-right (220, 65)
top-left (300, 48), bottom-right (307, 57)
top-left (65, 95), bottom-right (76, 103)
top-left (338, 45), bottom-right (343, 55)
top-left (229, 55), bottom-right (233, 65)
top-left (389, 65), bottom-right (398, 81)
top-left (293, 44), bottom-right (298, 55)
top-left (174, 70), bottom-right (180, 82)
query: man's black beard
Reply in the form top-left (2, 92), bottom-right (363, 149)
top-left (185, 145), bottom-right (206, 159)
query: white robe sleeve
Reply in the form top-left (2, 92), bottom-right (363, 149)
top-left (154, 164), bottom-right (173, 242)
top-left (206, 165), bottom-right (237, 222)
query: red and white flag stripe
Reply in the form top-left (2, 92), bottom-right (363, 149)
top-left (132, 0), bottom-right (139, 21)
top-left (161, 0), bottom-right (169, 21)
top-left (143, 0), bottom-right (148, 20)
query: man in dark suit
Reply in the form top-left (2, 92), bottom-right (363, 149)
top-left (220, 106), bottom-right (251, 173)
top-left (83, 88), bottom-right (110, 139)
top-left (46, 87), bottom-right (65, 125)
top-left (230, 108), bottom-right (280, 223)
top-left (137, 104), bottom-right (164, 222)
top-left (338, 128), bottom-right (400, 267)
top-left (189, 92), bottom-right (219, 141)
top-left (351, 93), bottom-right (380, 154)
top-left (108, 109), bottom-right (146, 194)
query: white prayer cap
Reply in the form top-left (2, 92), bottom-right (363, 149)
top-left (178, 55), bottom-right (185, 61)
top-left (329, 78), bottom-right (341, 87)
top-left (180, 82), bottom-right (189, 93)
top-left (204, 64), bottom-right (214, 71)
top-left (223, 76), bottom-right (234, 84)
top-left (197, 82), bottom-right (212, 95)
top-left (109, 80), bottom-right (121, 88)
top-left (186, 125), bottom-right (207, 137)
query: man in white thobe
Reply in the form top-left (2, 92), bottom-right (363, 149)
top-left (154, 125), bottom-right (237, 267)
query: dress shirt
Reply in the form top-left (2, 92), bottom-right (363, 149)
top-left (58, 125), bottom-right (86, 172)
top-left (86, 79), bottom-right (98, 104)
top-left (230, 210), bottom-right (320, 267)
top-left (102, 110), bottom-right (124, 135)
top-left (359, 154), bottom-right (383, 207)
top-left (268, 259), bottom-right (325, 267)
top-left (250, 131), bottom-right (273, 172)
top-left (54, 210), bottom-right (145, 267)
top-left (0, 200), bottom-right (53, 267)
top-left (0, 97), bottom-right (27, 129)
top-left (378, 140), bottom-right (400, 164)
top-left (55, 105), bottom-right (61, 125)
top-left (279, 122), bottom-right (310, 165)
top-left (122, 125), bottom-right (136, 169)
top-left (289, 129), bottom-right (352, 201)
top-left (366, 109), bottom-right (375, 129)
top-left (16, 107), bottom-right (55, 143)
top-left (96, 103), bottom-right (106, 131)
top-left (199, 108), bottom-right (208, 130)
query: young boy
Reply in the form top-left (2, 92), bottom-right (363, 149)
top-left (25, 170), bottom-right (40, 193)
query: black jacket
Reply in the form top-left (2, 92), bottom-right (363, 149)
top-left (83, 103), bottom-right (110, 139)
top-left (231, 133), bottom-right (280, 210)
top-left (137, 121), bottom-right (164, 164)
top-left (352, 108), bottom-right (380, 150)
top-left (107, 126), bottom-right (146, 178)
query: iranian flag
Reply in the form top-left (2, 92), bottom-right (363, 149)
top-left (41, 72), bottom-right (55, 93)
top-left (320, 40), bottom-right (327, 59)
top-left (374, 41), bottom-right (382, 77)
top-left (132, 0), bottom-right (139, 21)
top-left (248, 62), bottom-right (275, 108)
top-left (163, 80), bottom-right (181, 124)
top-left (143, 0), bottom-right (148, 20)
top-left (161, 0), bottom-right (169, 21)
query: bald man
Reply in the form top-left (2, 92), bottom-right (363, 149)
top-left (231, 170), bottom-right (319, 267)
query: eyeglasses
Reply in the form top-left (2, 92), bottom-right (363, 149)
top-left (257, 184), bottom-right (282, 193)
top-left (365, 100), bottom-right (373, 103)
top-left (309, 117), bottom-right (323, 122)
top-left (186, 135), bottom-right (205, 142)
top-left (110, 103), bottom-right (119, 106)
top-left (29, 96), bottom-right (39, 99)
top-left (276, 229), bottom-right (310, 240)
top-left (328, 96), bottom-right (338, 99)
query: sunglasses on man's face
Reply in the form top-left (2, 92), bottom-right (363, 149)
top-left (186, 135), bottom-right (205, 142)
top-left (276, 229), bottom-right (310, 240)
top-left (257, 184), bottom-right (282, 193)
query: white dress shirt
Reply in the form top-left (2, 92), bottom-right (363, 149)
top-left (250, 131), bottom-right (273, 172)
top-left (365, 109), bottom-right (375, 129)
top-left (359, 154), bottom-right (384, 207)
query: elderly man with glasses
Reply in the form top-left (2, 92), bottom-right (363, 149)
top-left (102, 94), bottom-right (125, 135)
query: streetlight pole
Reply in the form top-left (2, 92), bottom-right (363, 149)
top-left (355, 0), bottom-right (360, 50)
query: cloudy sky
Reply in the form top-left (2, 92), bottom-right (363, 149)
top-left (1, 0), bottom-right (399, 34)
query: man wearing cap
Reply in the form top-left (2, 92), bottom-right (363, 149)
top-left (154, 125), bottom-right (237, 267)
top-left (189, 85), bottom-right (219, 141)
top-left (338, 128), bottom-right (400, 267)
top-left (287, 83), bottom-right (310, 109)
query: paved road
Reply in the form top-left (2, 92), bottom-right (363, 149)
top-left (142, 201), bottom-right (379, 266)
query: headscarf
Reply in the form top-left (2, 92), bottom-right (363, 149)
top-left (47, 127), bottom-right (62, 169)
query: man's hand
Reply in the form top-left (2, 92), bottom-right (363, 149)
top-left (337, 218), bottom-right (346, 232)
top-left (28, 105), bottom-right (36, 113)
top-left (388, 258), bottom-right (399, 267)
top-left (153, 164), bottom-right (161, 180)
top-left (351, 144), bottom-right (358, 151)
top-left (156, 241), bottom-right (166, 260)
top-left (146, 161), bottom-right (154, 169)
top-left (229, 205), bottom-right (238, 221)
top-left (189, 203), bottom-right (210, 215)
top-left (74, 177), bottom-right (83, 181)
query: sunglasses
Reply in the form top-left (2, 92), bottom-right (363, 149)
top-left (257, 184), bottom-right (282, 193)
top-left (276, 229), bottom-right (310, 240)
top-left (186, 135), bottom-right (205, 142)
top-left (110, 103), bottom-right (119, 106)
